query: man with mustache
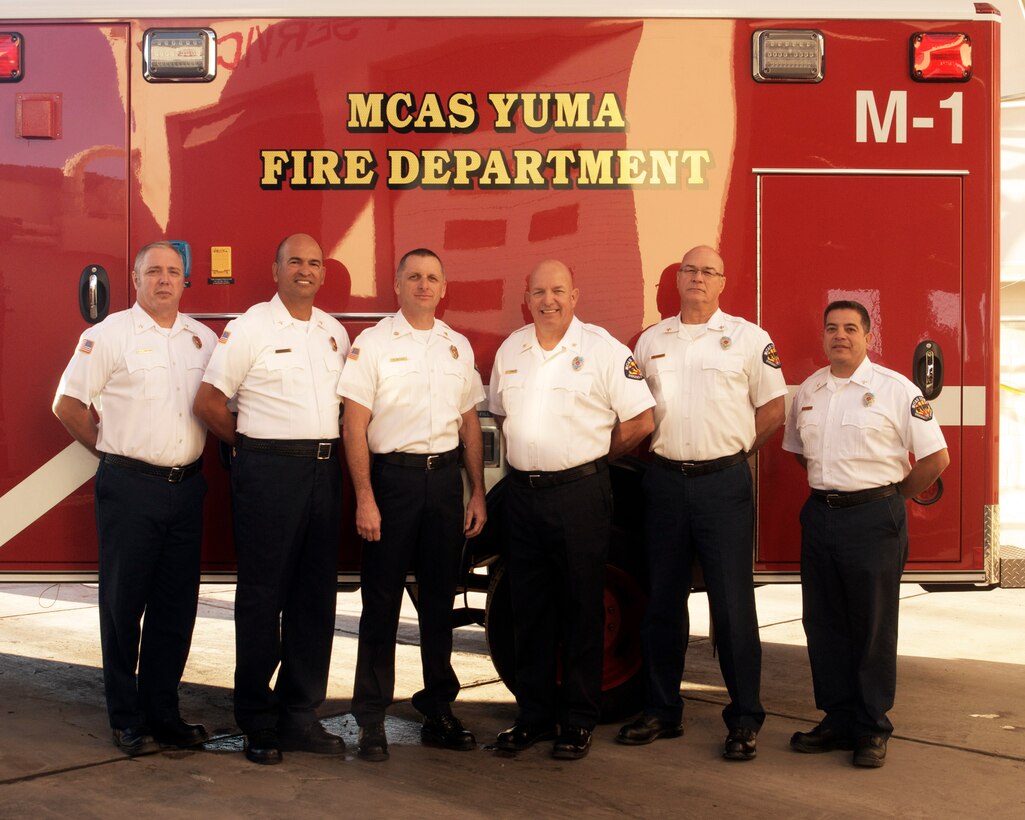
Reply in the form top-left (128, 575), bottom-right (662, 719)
top-left (194, 233), bottom-right (349, 765)
top-left (54, 241), bottom-right (217, 756)
top-left (783, 300), bottom-right (948, 767)
top-left (620, 244), bottom-right (786, 761)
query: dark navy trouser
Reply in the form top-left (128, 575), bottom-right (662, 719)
top-left (231, 448), bottom-right (341, 734)
top-left (504, 469), bottom-right (612, 731)
top-left (799, 492), bottom-right (908, 738)
top-left (95, 459), bottom-right (205, 729)
top-left (351, 457), bottom-right (464, 725)
top-left (640, 460), bottom-right (765, 731)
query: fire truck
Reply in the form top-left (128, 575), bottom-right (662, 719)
top-left (0, 1), bottom-right (1013, 715)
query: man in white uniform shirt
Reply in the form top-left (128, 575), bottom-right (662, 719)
top-left (54, 241), bottom-right (217, 756)
top-left (489, 259), bottom-right (655, 760)
top-left (338, 248), bottom-right (486, 762)
top-left (193, 233), bottom-right (349, 765)
top-left (619, 245), bottom-right (786, 761)
top-left (783, 300), bottom-right (948, 767)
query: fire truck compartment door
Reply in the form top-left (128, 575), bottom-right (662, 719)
top-left (0, 23), bottom-right (129, 575)
top-left (755, 173), bottom-right (963, 572)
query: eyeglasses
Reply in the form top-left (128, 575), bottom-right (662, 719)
top-left (680, 265), bottom-right (724, 279)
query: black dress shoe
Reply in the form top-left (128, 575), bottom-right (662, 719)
top-left (852, 735), bottom-right (887, 768)
top-left (112, 727), bottom-right (159, 757)
top-left (790, 724), bottom-right (855, 754)
top-left (280, 722), bottom-right (345, 755)
top-left (552, 726), bottom-right (591, 760)
top-left (422, 714), bottom-right (476, 751)
top-left (244, 728), bottom-right (283, 765)
top-left (151, 718), bottom-right (209, 748)
top-left (357, 722), bottom-right (389, 762)
top-left (495, 723), bottom-right (557, 752)
top-left (723, 727), bottom-right (757, 761)
top-left (615, 715), bottom-right (683, 746)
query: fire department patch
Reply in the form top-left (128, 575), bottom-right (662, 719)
top-left (762, 342), bottom-right (781, 369)
top-left (192, 335), bottom-right (203, 350)
top-left (78, 338), bottom-right (94, 355)
top-left (572, 355), bottom-right (584, 372)
top-left (911, 395), bottom-right (934, 421)
top-left (218, 330), bottom-right (231, 344)
top-left (720, 337), bottom-right (732, 350)
top-left (863, 392), bottom-right (875, 407)
top-left (347, 347), bottom-right (360, 361)
top-left (624, 355), bottom-right (642, 380)
top-left (330, 336), bottom-right (338, 352)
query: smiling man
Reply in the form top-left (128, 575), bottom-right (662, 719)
top-left (54, 241), bottom-right (217, 756)
top-left (337, 248), bottom-right (486, 762)
top-left (489, 259), bottom-right (655, 760)
top-left (782, 300), bottom-right (949, 768)
top-left (193, 233), bottom-right (349, 765)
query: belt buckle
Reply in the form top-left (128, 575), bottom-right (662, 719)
top-left (168, 466), bottom-right (184, 483)
top-left (426, 454), bottom-right (441, 470)
top-left (316, 442), bottom-right (332, 460)
top-left (528, 473), bottom-right (542, 488)
top-left (826, 493), bottom-right (842, 509)
top-left (680, 461), bottom-right (697, 475)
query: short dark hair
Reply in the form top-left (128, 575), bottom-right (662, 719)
top-left (824, 300), bottom-right (870, 333)
top-left (396, 248), bottom-right (443, 279)
top-left (133, 241), bottom-right (183, 275)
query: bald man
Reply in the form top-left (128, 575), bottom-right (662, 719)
top-left (194, 233), bottom-right (349, 765)
top-left (489, 260), bottom-right (655, 760)
top-left (619, 245), bottom-right (786, 761)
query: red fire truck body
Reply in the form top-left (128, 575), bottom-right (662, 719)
top-left (0, 1), bottom-right (1008, 702)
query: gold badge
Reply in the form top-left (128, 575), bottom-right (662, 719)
top-left (863, 393), bottom-right (875, 407)
top-left (720, 337), bottom-right (732, 350)
top-left (192, 335), bottom-right (202, 350)
top-left (450, 345), bottom-right (459, 360)
top-left (330, 336), bottom-right (338, 352)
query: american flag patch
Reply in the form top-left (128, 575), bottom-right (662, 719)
top-left (348, 347), bottom-right (360, 361)
top-left (218, 330), bottom-right (231, 344)
top-left (79, 339), bottom-right (94, 354)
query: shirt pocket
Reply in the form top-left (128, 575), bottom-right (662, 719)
top-left (839, 408), bottom-right (886, 458)
top-left (265, 350), bottom-right (306, 396)
top-left (647, 356), bottom-right (675, 405)
top-left (497, 372), bottom-right (526, 416)
top-left (379, 358), bottom-right (418, 407)
top-left (702, 353), bottom-right (746, 399)
top-left (553, 373), bottom-right (593, 416)
top-left (439, 359), bottom-right (469, 412)
top-left (124, 350), bottom-right (169, 399)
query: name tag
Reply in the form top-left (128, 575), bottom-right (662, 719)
top-left (650, 353), bottom-right (666, 360)
top-left (275, 348), bottom-right (292, 354)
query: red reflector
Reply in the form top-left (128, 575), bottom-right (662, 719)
top-left (911, 32), bottom-right (972, 82)
top-left (0, 32), bottom-right (23, 82)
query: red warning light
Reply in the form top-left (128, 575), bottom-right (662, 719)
top-left (0, 32), bottom-right (23, 82)
top-left (911, 32), bottom-right (972, 82)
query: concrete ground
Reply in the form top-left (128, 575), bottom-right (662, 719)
top-left (0, 581), bottom-right (1023, 818)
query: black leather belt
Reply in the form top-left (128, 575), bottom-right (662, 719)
top-left (236, 435), bottom-right (339, 460)
top-left (653, 451), bottom-right (747, 477)
top-left (374, 448), bottom-right (459, 471)
top-left (102, 454), bottom-right (202, 483)
top-left (812, 484), bottom-right (901, 509)
top-left (509, 458), bottom-right (608, 489)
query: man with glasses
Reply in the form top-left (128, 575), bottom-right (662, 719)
top-left (617, 244), bottom-right (786, 761)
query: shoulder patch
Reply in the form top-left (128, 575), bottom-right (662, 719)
top-left (78, 338), bottom-right (95, 355)
top-left (624, 355), bottom-right (643, 380)
top-left (347, 347), bottom-right (361, 361)
top-left (762, 342), bottom-right (781, 369)
top-left (911, 395), bottom-right (934, 421)
top-left (218, 330), bottom-right (231, 344)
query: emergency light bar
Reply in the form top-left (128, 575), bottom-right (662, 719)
top-left (911, 32), bottom-right (972, 81)
top-left (752, 29), bottom-right (824, 83)
top-left (0, 32), bottom-right (23, 82)
top-left (142, 28), bottom-right (216, 82)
